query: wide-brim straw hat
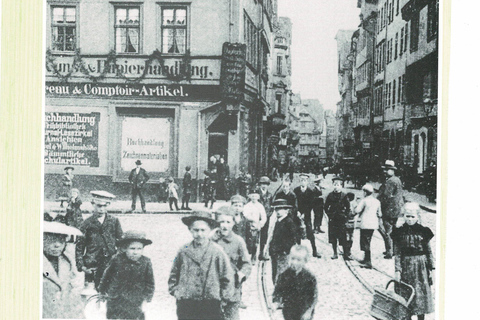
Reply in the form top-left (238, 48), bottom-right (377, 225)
top-left (44, 221), bottom-right (83, 237)
top-left (117, 230), bottom-right (152, 246)
top-left (382, 160), bottom-right (397, 170)
top-left (272, 199), bottom-right (292, 209)
top-left (182, 211), bottom-right (219, 228)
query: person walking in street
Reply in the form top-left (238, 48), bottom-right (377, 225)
top-left (312, 177), bottom-right (325, 233)
top-left (272, 245), bottom-right (318, 320)
top-left (257, 176), bottom-right (273, 260)
top-left (243, 189), bottom-right (267, 263)
top-left (377, 160), bottom-right (404, 259)
top-left (230, 194), bottom-right (248, 242)
top-left (43, 221), bottom-right (84, 319)
top-left (274, 179), bottom-right (300, 245)
top-left (269, 199), bottom-right (300, 283)
top-left (65, 188), bottom-right (83, 228)
top-left (59, 166), bottom-right (74, 207)
top-left (181, 166), bottom-right (193, 210)
top-left (168, 211), bottom-right (234, 320)
top-left (203, 170), bottom-right (217, 209)
top-left (128, 160), bottom-right (150, 213)
top-left (392, 202), bottom-right (435, 320)
top-left (76, 191), bottom-right (123, 292)
top-left (294, 174), bottom-right (321, 258)
top-left (324, 176), bottom-right (351, 260)
top-left (99, 230), bottom-right (155, 320)
top-left (353, 184), bottom-right (382, 269)
top-left (167, 177), bottom-right (180, 211)
top-left (211, 206), bottom-right (252, 320)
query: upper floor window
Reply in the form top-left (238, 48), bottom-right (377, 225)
top-left (161, 7), bottom-right (187, 54)
top-left (51, 6), bottom-right (76, 52)
top-left (276, 56), bottom-right (283, 75)
top-left (396, 0), bottom-right (400, 16)
top-left (427, 2), bottom-right (439, 42)
top-left (244, 13), bottom-right (258, 67)
top-left (115, 7), bottom-right (140, 53)
top-left (410, 12), bottom-right (420, 52)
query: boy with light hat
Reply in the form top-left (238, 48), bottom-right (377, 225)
top-left (243, 188), bottom-right (267, 263)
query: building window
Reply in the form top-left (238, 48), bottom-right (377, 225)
top-left (398, 75), bottom-right (402, 103)
top-left (276, 55), bottom-right (283, 75)
top-left (404, 22), bottom-right (409, 53)
top-left (275, 94), bottom-right (282, 113)
top-left (427, 2), bottom-right (439, 42)
top-left (161, 7), bottom-right (187, 54)
top-left (380, 8), bottom-right (384, 30)
top-left (51, 6), bottom-right (76, 52)
top-left (389, 0), bottom-right (393, 23)
top-left (392, 80), bottom-right (396, 106)
top-left (115, 7), bottom-right (140, 53)
top-left (394, 33), bottom-right (398, 60)
top-left (400, 27), bottom-right (404, 55)
top-left (396, 0), bottom-right (399, 16)
top-left (410, 12), bottom-right (420, 52)
top-left (244, 13), bottom-right (258, 67)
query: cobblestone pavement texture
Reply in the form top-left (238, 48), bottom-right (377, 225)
top-left (51, 173), bottom-right (437, 319)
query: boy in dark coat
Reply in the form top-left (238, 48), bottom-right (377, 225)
top-left (99, 230), bottom-right (155, 320)
top-left (181, 166), bottom-right (192, 210)
top-left (203, 170), bottom-right (216, 209)
top-left (258, 176), bottom-right (274, 260)
top-left (65, 188), bottom-right (83, 228)
top-left (273, 245), bottom-right (318, 320)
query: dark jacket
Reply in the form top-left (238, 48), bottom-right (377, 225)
top-left (183, 171), bottom-right (192, 194)
top-left (293, 186), bottom-right (314, 214)
top-left (273, 268), bottom-right (317, 316)
top-left (324, 191), bottom-right (350, 223)
top-left (259, 189), bottom-right (273, 217)
top-left (269, 216), bottom-right (299, 256)
top-left (377, 175), bottom-right (404, 219)
top-left (75, 214), bottom-right (123, 271)
top-left (129, 168), bottom-right (150, 189)
top-left (312, 186), bottom-right (323, 207)
top-left (98, 252), bottom-right (155, 305)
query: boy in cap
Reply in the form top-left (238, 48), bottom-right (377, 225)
top-left (43, 221), bottom-right (83, 319)
top-left (257, 176), bottom-right (273, 260)
top-left (324, 177), bottom-right (351, 260)
top-left (76, 191), bottom-right (123, 291)
top-left (166, 177), bottom-right (180, 211)
top-left (269, 199), bottom-right (300, 283)
top-left (312, 177), bottom-right (325, 233)
top-left (99, 230), bottom-right (155, 319)
top-left (230, 194), bottom-right (248, 242)
top-left (129, 160), bottom-right (150, 213)
top-left (294, 174), bottom-right (321, 258)
top-left (169, 211), bottom-right (234, 320)
top-left (243, 189), bottom-right (267, 263)
top-left (211, 206), bottom-right (252, 320)
top-left (272, 245), bottom-right (318, 320)
top-left (181, 166), bottom-right (193, 210)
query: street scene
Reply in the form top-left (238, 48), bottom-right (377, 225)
top-left (43, 0), bottom-right (439, 319)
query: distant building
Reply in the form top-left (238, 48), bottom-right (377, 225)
top-left (325, 109), bottom-right (337, 165)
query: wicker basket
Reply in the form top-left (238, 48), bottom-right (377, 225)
top-left (370, 280), bottom-right (415, 320)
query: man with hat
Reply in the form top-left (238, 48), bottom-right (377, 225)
top-left (268, 199), bottom-right (300, 283)
top-left (59, 166), bottom-right (74, 207)
top-left (294, 174), bottom-right (321, 258)
top-left (43, 221), bottom-right (84, 319)
top-left (312, 176), bottom-right (325, 233)
top-left (128, 160), bottom-right (150, 213)
top-left (76, 191), bottom-right (123, 292)
top-left (257, 176), bottom-right (274, 260)
top-left (377, 160), bottom-right (404, 259)
top-left (169, 211), bottom-right (234, 320)
top-left (243, 188), bottom-right (267, 263)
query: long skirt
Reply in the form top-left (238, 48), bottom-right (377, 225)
top-left (399, 255), bottom-right (434, 315)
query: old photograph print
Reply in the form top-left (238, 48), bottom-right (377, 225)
top-left (43, 0), bottom-right (439, 319)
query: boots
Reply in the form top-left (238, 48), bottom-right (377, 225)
top-left (361, 251), bottom-right (372, 269)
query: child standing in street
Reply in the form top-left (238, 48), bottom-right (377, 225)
top-left (203, 170), bottom-right (216, 209)
top-left (167, 177), bottom-right (180, 211)
top-left (211, 206), bottom-right (252, 320)
top-left (243, 189), bottom-right (267, 263)
top-left (169, 211), bottom-right (234, 320)
top-left (181, 166), bottom-right (192, 210)
top-left (230, 194), bottom-right (248, 242)
top-left (65, 188), bottom-right (83, 228)
top-left (272, 245), bottom-right (318, 320)
top-left (98, 230), bottom-right (155, 320)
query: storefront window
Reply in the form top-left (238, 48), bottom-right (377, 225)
top-left (161, 7), bottom-right (187, 54)
top-left (51, 6), bottom-right (76, 52)
top-left (115, 7), bottom-right (141, 53)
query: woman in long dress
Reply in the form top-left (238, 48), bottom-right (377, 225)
top-left (392, 202), bottom-right (434, 320)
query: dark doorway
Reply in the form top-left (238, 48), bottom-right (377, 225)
top-left (208, 132), bottom-right (228, 161)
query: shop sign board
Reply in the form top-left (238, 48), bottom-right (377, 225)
top-left (44, 112), bottom-right (100, 167)
top-left (220, 42), bottom-right (246, 103)
top-left (121, 117), bottom-right (171, 173)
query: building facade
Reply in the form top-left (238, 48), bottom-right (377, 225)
top-left (44, 0), bottom-right (278, 199)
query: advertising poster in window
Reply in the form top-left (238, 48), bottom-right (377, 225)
top-left (44, 112), bottom-right (100, 167)
top-left (121, 117), bottom-right (170, 172)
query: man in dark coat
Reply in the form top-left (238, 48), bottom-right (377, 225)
top-left (128, 160), bottom-right (150, 213)
top-left (269, 199), bottom-right (300, 283)
top-left (377, 160), bottom-right (404, 259)
top-left (181, 166), bottom-right (192, 210)
top-left (76, 191), bottom-right (123, 291)
top-left (312, 177), bottom-right (325, 233)
top-left (293, 174), bottom-right (321, 258)
top-left (258, 176), bottom-right (274, 260)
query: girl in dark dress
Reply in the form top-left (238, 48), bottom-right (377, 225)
top-left (392, 202), bottom-right (434, 320)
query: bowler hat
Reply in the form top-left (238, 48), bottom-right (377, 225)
top-left (182, 211), bottom-right (219, 228)
top-left (230, 194), bottom-right (247, 204)
top-left (117, 230), bottom-right (152, 247)
top-left (258, 176), bottom-right (271, 185)
top-left (272, 199), bottom-right (292, 209)
top-left (64, 166), bottom-right (74, 171)
top-left (382, 160), bottom-right (397, 170)
top-left (135, 160), bottom-right (142, 165)
top-left (346, 192), bottom-right (356, 202)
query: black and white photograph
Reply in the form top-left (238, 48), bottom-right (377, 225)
top-left (42, 0), bottom-right (440, 319)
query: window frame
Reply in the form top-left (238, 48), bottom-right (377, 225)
top-left (394, 32), bottom-right (398, 60)
top-left (159, 4), bottom-right (189, 56)
top-left (427, 2), bottom-right (439, 42)
top-left (410, 12), bottom-right (420, 53)
top-left (276, 55), bottom-right (283, 75)
top-left (244, 12), bottom-right (258, 69)
top-left (113, 4), bottom-right (143, 55)
top-left (50, 5), bottom-right (78, 52)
